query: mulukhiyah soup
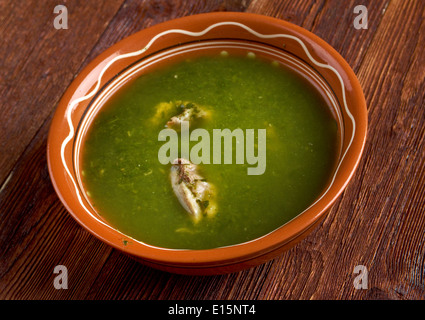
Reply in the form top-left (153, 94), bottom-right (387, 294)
top-left (81, 52), bottom-right (338, 250)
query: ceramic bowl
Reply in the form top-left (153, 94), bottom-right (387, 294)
top-left (47, 12), bottom-right (367, 275)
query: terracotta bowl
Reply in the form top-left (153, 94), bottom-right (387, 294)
top-left (47, 12), bottom-right (367, 275)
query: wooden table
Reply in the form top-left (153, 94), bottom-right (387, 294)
top-left (1, 0), bottom-right (424, 300)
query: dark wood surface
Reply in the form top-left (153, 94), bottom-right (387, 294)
top-left (1, 0), bottom-right (424, 300)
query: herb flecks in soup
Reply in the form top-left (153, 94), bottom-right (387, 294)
top-left (82, 53), bottom-right (339, 249)
top-left (168, 101), bottom-right (211, 130)
top-left (150, 100), bottom-right (212, 130)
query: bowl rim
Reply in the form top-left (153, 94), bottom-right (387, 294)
top-left (47, 12), bottom-right (367, 268)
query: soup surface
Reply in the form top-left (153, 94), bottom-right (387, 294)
top-left (81, 52), bottom-right (338, 249)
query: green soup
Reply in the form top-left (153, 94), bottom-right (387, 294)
top-left (81, 53), bottom-right (338, 249)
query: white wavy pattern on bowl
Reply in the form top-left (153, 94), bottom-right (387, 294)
top-left (60, 21), bottom-right (356, 249)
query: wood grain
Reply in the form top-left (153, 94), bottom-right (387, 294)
top-left (0, 0), bottom-right (424, 300)
top-left (0, 0), bottom-right (125, 185)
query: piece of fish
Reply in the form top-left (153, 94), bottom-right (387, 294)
top-left (167, 102), bottom-right (210, 130)
top-left (149, 101), bottom-right (176, 125)
top-left (170, 158), bottom-right (217, 223)
top-left (149, 101), bottom-right (211, 130)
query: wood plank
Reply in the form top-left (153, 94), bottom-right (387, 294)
top-left (247, 0), bottom-right (425, 300)
top-left (299, 0), bottom-right (425, 300)
top-left (1, 0), bottom-right (424, 300)
top-left (247, 0), bottom-right (391, 72)
top-left (0, 116), bottom-right (113, 299)
top-left (79, 0), bottom-right (252, 67)
top-left (346, 0), bottom-right (425, 299)
top-left (0, 0), bottom-right (126, 186)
